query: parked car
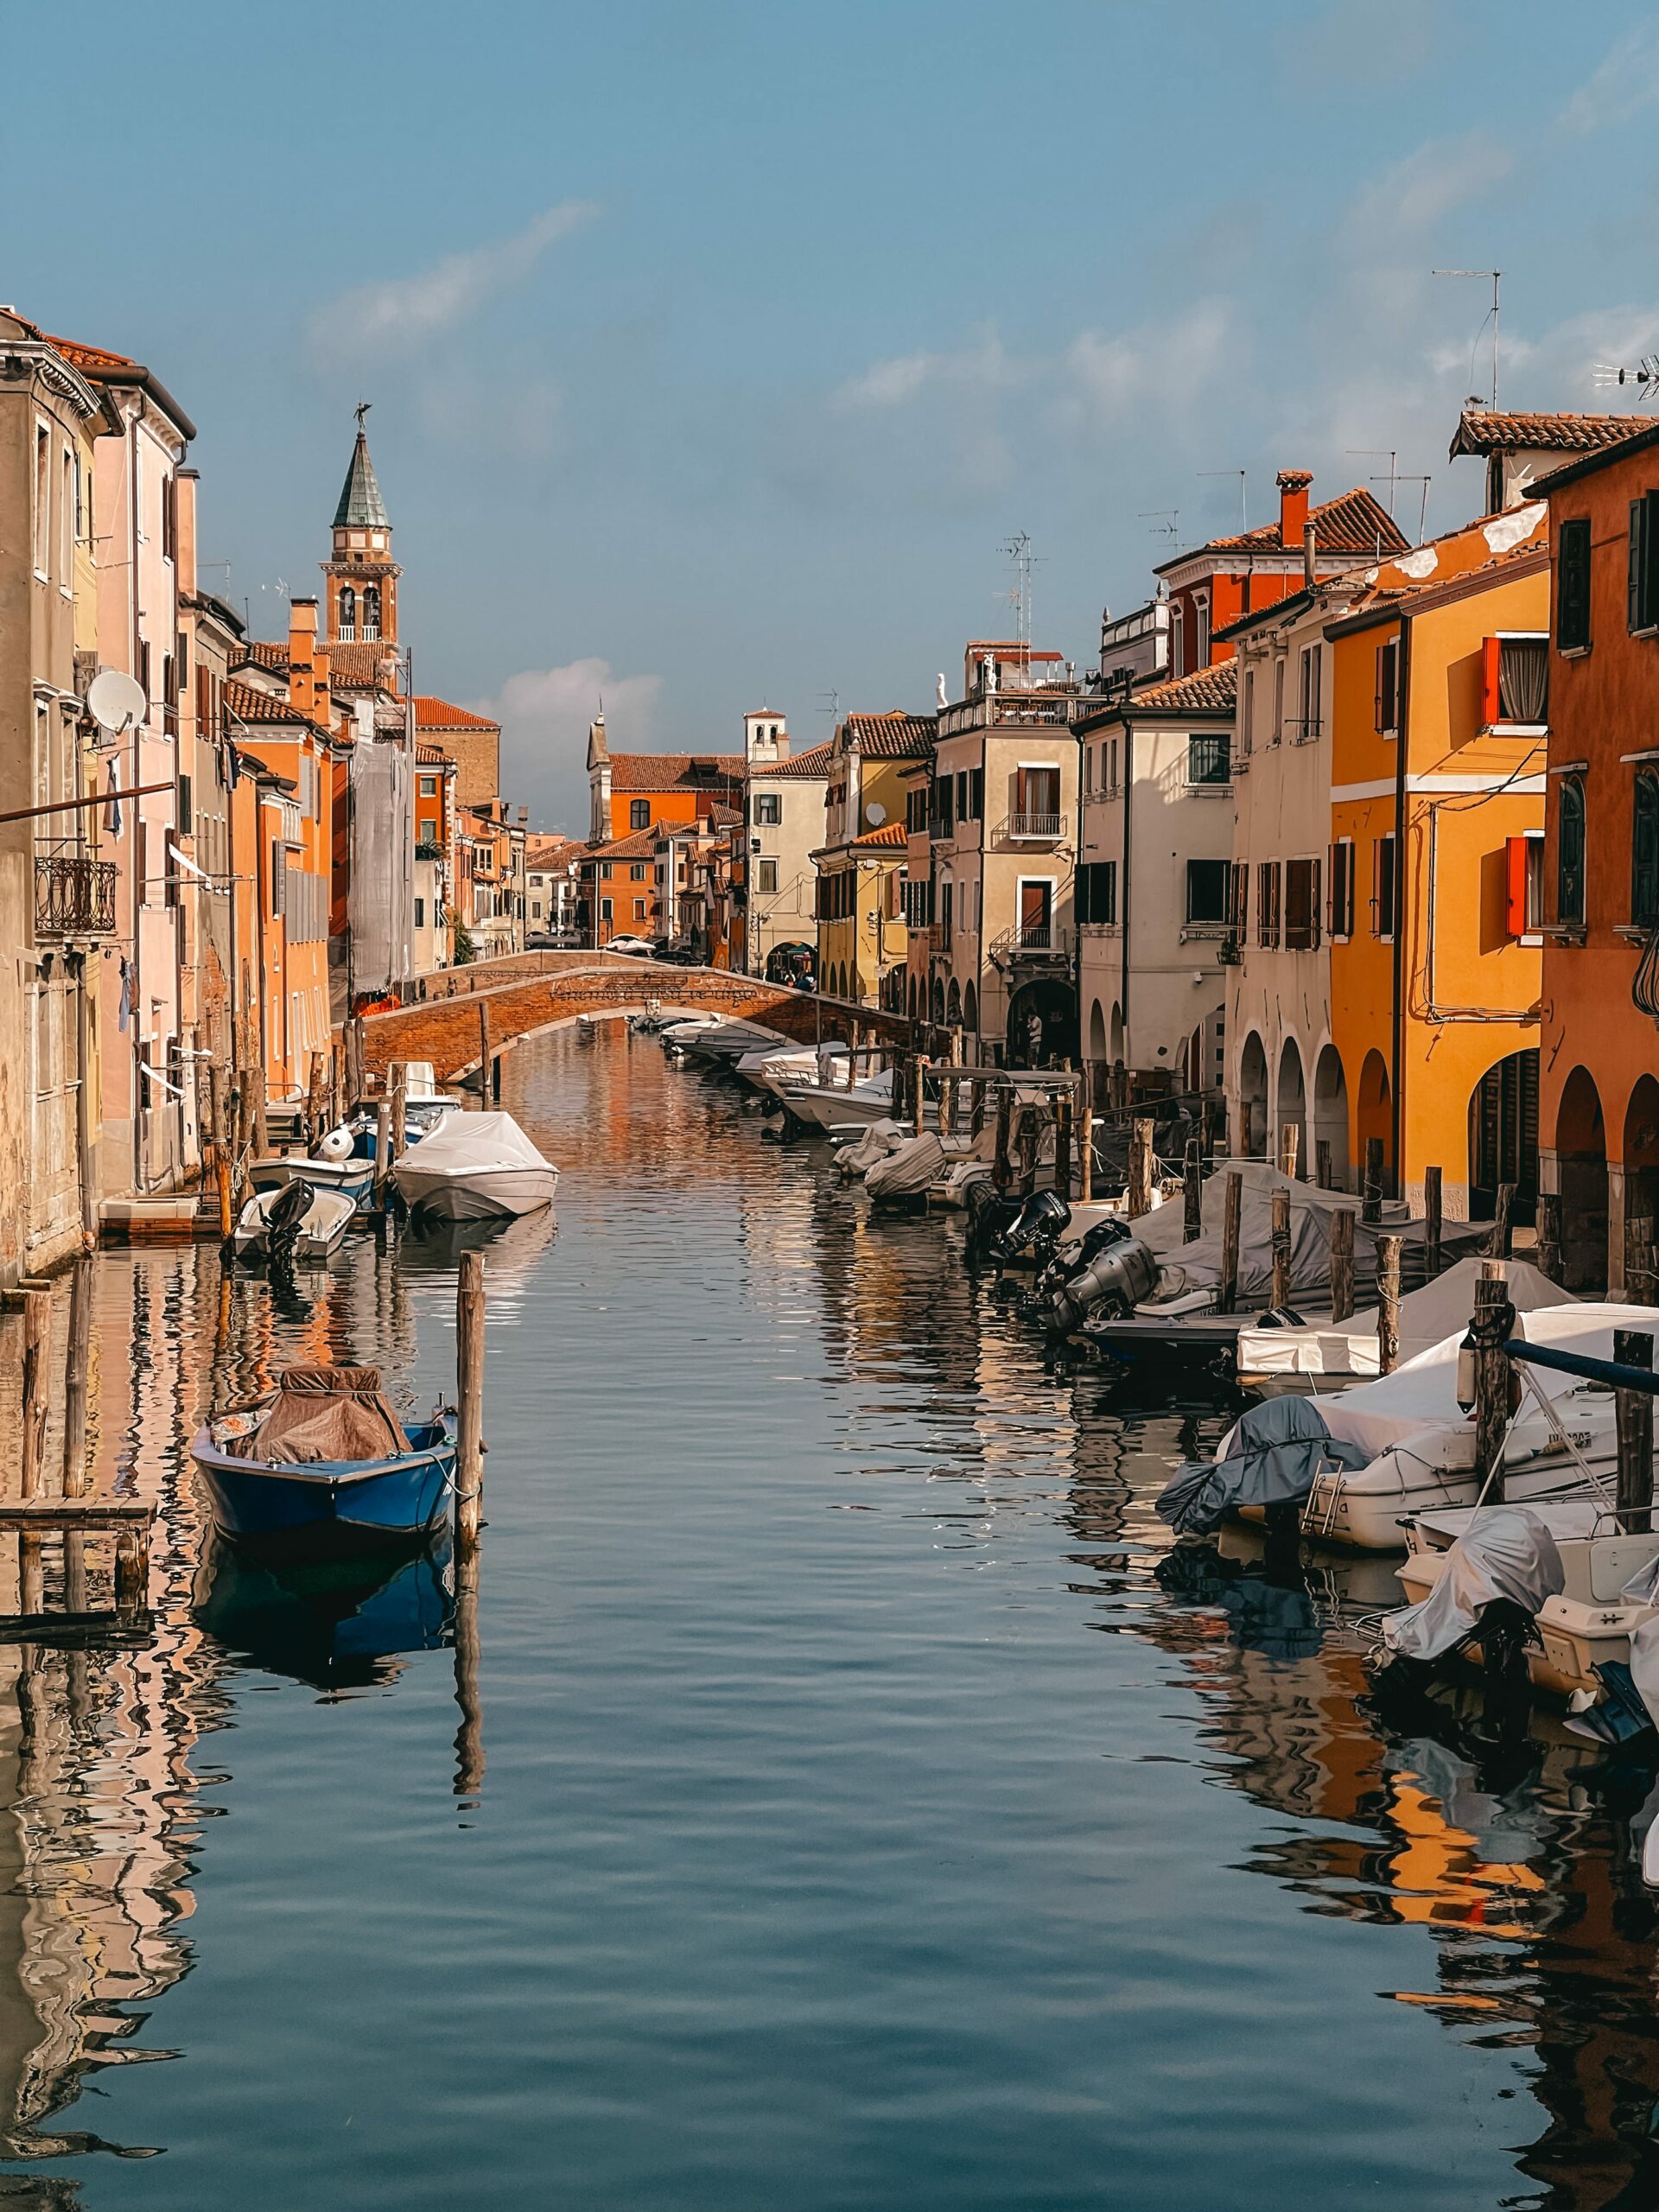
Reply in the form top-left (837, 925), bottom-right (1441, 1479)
top-left (606, 936), bottom-right (654, 957)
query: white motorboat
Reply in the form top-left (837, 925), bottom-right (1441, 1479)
top-left (734, 1041), bottom-right (848, 1096)
top-left (232, 1184), bottom-right (359, 1263)
top-left (391, 1110), bottom-right (559, 1220)
top-left (779, 1069), bottom-right (898, 1131)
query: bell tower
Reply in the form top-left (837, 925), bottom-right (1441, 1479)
top-left (323, 403), bottom-right (400, 647)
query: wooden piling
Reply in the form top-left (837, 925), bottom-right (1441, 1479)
top-left (1536, 1192), bottom-right (1563, 1284)
top-left (306, 1050), bottom-right (326, 1147)
top-left (1052, 1090), bottom-right (1070, 1198)
top-left (1614, 1328), bottom-right (1655, 1533)
top-left (62, 1256), bottom-right (92, 1497)
top-left (1077, 1092), bottom-right (1094, 1204)
top-left (1217, 1171), bottom-right (1242, 1315)
top-left (1490, 1181), bottom-right (1515, 1260)
top-left (993, 1087), bottom-right (1013, 1190)
top-left (1628, 1217), bottom-right (1656, 1308)
top-left (1127, 1117), bottom-right (1154, 1218)
top-left (1183, 1138), bottom-right (1202, 1242)
top-left (1376, 1235), bottom-right (1402, 1376)
top-left (1363, 1138), bottom-right (1384, 1224)
top-left (1329, 1206), bottom-right (1355, 1324)
top-left (1278, 1122), bottom-right (1300, 1180)
top-left (113, 1528), bottom-right (148, 1610)
top-left (453, 1541), bottom-right (486, 1797)
top-left (1471, 1259), bottom-right (1510, 1501)
top-left (389, 1064), bottom-right (408, 1167)
top-left (1424, 1165), bottom-right (1442, 1280)
top-left (1269, 1186), bottom-right (1292, 1308)
top-left (909, 1055), bottom-right (925, 1137)
top-left (19, 1291), bottom-right (49, 1500)
top-left (251, 1057), bottom-right (269, 1159)
top-left (209, 1063), bottom-right (234, 1236)
top-left (455, 1249), bottom-right (486, 1549)
top-left (373, 1101), bottom-right (393, 1206)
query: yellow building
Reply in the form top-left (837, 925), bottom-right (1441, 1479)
top-left (1325, 511), bottom-right (1549, 1220)
top-left (811, 711), bottom-right (931, 1005)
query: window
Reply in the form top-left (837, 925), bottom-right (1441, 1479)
top-left (600, 861), bottom-right (613, 880)
top-left (1482, 635), bottom-right (1548, 727)
top-left (1256, 861), bottom-right (1281, 948)
top-left (419, 817), bottom-right (438, 845)
top-left (1271, 658), bottom-right (1285, 743)
top-left (1285, 856), bottom-right (1321, 949)
top-left (1078, 861), bottom-right (1117, 925)
top-left (414, 896), bottom-right (426, 928)
top-left (1185, 859), bottom-right (1229, 925)
top-left (33, 423), bottom-right (48, 575)
top-left (1186, 730), bottom-right (1230, 785)
top-left (1375, 638), bottom-right (1401, 734)
top-left (1630, 493), bottom-right (1659, 633)
top-left (1012, 766), bottom-right (1061, 833)
top-left (1295, 645), bottom-right (1321, 739)
top-left (970, 765), bottom-right (984, 820)
top-left (1241, 668), bottom-right (1255, 758)
top-left (1108, 738), bottom-right (1118, 792)
top-left (1372, 835), bottom-right (1397, 938)
top-left (1327, 839), bottom-right (1355, 938)
top-left (629, 799), bottom-right (651, 830)
top-left (60, 447), bottom-right (73, 583)
top-left (753, 793), bottom-right (780, 825)
top-left (940, 880), bottom-right (954, 941)
top-left (338, 584), bottom-right (356, 638)
top-left (1504, 833), bottom-right (1546, 936)
top-left (1557, 777), bottom-right (1586, 925)
top-left (956, 770), bottom-right (969, 822)
top-left (633, 898), bottom-right (646, 920)
top-left (1558, 518), bottom-right (1592, 652)
top-left (1194, 595), bottom-right (1211, 667)
top-left (362, 583), bottom-right (381, 639)
top-left (73, 448), bottom-right (85, 544)
top-left (1172, 604), bottom-right (1185, 677)
top-left (419, 774), bottom-right (437, 798)
top-left (756, 858), bottom-right (778, 893)
top-left (177, 772), bottom-right (193, 835)
top-left (937, 775), bottom-right (954, 837)
top-left (1635, 774), bottom-right (1659, 929)
top-left (630, 861), bottom-right (645, 880)
top-left (906, 785), bottom-right (929, 833)
top-left (162, 474), bottom-right (175, 562)
top-left (1229, 861), bottom-right (1249, 937)
top-left (601, 897), bottom-right (613, 922)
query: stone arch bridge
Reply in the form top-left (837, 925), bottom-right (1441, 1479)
top-left (362, 952), bottom-right (911, 1088)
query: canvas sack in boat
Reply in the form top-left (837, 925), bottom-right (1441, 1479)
top-left (224, 1366), bottom-right (412, 1465)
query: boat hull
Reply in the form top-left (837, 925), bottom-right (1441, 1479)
top-left (394, 1166), bottom-right (558, 1220)
top-left (190, 1424), bottom-right (455, 1560)
top-left (250, 1155), bottom-right (376, 1211)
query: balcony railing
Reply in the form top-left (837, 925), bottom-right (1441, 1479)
top-left (1286, 716), bottom-right (1323, 745)
top-left (35, 854), bottom-right (118, 938)
top-left (1002, 812), bottom-right (1065, 841)
top-left (990, 919), bottom-right (1071, 963)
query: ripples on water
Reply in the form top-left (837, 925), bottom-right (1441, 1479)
top-left (0, 1030), bottom-right (1656, 2208)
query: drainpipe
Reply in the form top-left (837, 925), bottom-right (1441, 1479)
top-left (1389, 617), bottom-right (1411, 1199)
top-left (1120, 714), bottom-right (1133, 1070)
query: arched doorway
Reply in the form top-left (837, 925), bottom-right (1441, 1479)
top-left (1089, 999), bottom-right (1107, 1059)
top-left (1276, 1039), bottom-right (1307, 1175)
top-left (1357, 1050), bottom-right (1392, 1188)
top-left (930, 976), bottom-right (945, 1027)
top-left (1006, 979), bottom-right (1077, 1068)
top-left (963, 982), bottom-right (978, 1039)
top-left (946, 979), bottom-right (962, 1027)
top-left (1313, 1046), bottom-right (1351, 1190)
top-left (1466, 1047), bottom-right (1539, 1221)
top-left (1109, 1002), bottom-right (1124, 1062)
top-left (1556, 1065), bottom-right (1607, 1290)
top-left (1624, 1076), bottom-right (1659, 1298)
top-left (1238, 1033), bottom-right (1268, 1159)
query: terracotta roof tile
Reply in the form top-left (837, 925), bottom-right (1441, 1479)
top-left (1198, 485), bottom-right (1408, 559)
top-left (235, 639), bottom-right (289, 673)
top-left (606, 753), bottom-right (744, 792)
top-left (327, 640), bottom-right (401, 690)
top-left (1448, 409), bottom-right (1640, 461)
top-left (41, 332), bottom-right (138, 374)
top-left (415, 744), bottom-right (454, 767)
top-left (413, 695), bottom-right (499, 731)
top-left (764, 740), bottom-right (835, 780)
top-left (587, 826), bottom-right (663, 862)
top-left (224, 678), bottom-right (333, 740)
top-left (841, 711), bottom-right (934, 758)
top-left (1124, 661), bottom-right (1238, 715)
top-left (850, 819), bottom-right (910, 849)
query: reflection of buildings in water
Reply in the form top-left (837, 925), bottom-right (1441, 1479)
top-left (1146, 1533), bottom-right (1659, 2208)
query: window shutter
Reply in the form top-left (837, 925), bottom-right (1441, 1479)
top-left (1505, 834), bottom-right (1529, 935)
top-left (1644, 493), bottom-right (1659, 632)
top-left (1480, 636), bottom-right (1502, 728)
top-left (1630, 500), bottom-right (1647, 631)
top-left (1310, 855), bottom-right (1321, 947)
top-left (1634, 776), bottom-right (1659, 929)
top-left (1558, 518), bottom-right (1592, 652)
top-left (178, 772), bottom-right (193, 834)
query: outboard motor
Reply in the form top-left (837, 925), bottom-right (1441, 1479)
top-left (1048, 1235), bottom-right (1160, 1333)
top-left (1033, 1215), bottom-right (1133, 1306)
top-left (965, 1179), bottom-right (1024, 1261)
top-left (994, 1188), bottom-right (1071, 1268)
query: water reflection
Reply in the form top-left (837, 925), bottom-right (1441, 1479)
top-left (193, 1536), bottom-right (454, 1695)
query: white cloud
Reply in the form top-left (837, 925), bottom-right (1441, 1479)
top-left (1058, 300), bottom-right (1235, 431)
top-left (1344, 130), bottom-right (1511, 244)
top-left (471, 658), bottom-right (663, 832)
top-left (309, 201), bottom-right (597, 367)
top-left (834, 328), bottom-right (1012, 411)
top-left (1556, 25), bottom-right (1659, 138)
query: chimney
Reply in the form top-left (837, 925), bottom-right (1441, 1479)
top-left (1277, 468), bottom-right (1313, 550)
top-left (1303, 521), bottom-right (1317, 588)
top-left (289, 597), bottom-right (321, 720)
top-left (175, 468), bottom-right (199, 598)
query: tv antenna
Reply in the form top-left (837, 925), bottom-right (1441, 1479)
top-left (1593, 353), bottom-right (1659, 406)
top-left (1002, 532), bottom-right (1041, 652)
top-left (1347, 450), bottom-right (1401, 514)
top-left (819, 688), bottom-right (842, 723)
top-left (1139, 509), bottom-right (1179, 541)
top-left (1378, 474), bottom-right (1433, 543)
top-left (1433, 269), bottom-right (1501, 410)
top-left (1197, 470), bottom-right (1247, 532)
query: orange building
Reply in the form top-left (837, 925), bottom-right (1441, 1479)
top-left (1528, 422), bottom-right (1659, 1290)
top-left (1156, 470), bottom-right (1408, 677)
top-left (1325, 510), bottom-right (1550, 1220)
top-left (585, 713), bottom-right (742, 842)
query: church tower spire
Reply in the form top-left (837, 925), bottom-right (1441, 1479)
top-left (323, 403), bottom-right (400, 647)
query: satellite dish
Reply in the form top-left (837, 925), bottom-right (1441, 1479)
top-left (865, 801), bottom-right (887, 827)
top-left (86, 668), bottom-right (148, 737)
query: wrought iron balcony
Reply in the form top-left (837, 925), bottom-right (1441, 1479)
top-left (990, 919), bottom-right (1071, 964)
top-left (35, 853), bottom-right (117, 938)
top-left (1002, 812), bottom-right (1065, 841)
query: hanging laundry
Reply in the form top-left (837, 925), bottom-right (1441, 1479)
top-left (118, 957), bottom-right (132, 1034)
top-left (103, 758), bottom-right (123, 838)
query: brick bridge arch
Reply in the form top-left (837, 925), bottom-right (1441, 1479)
top-left (362, 953), bottom-right (910, 1087)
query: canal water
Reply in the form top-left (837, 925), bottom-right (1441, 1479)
top-left (2, 1027), bottom-right (1657, 2209)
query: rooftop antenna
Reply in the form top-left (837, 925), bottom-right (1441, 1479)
top-left (1592, 353), bottom-right (1659, 406)
top-left (1387, 474), bottom-right (1433, 543)
top-left (1432, 269), bottom-right (1501, 410)
top-left (1197, 470), bottom-right (1247, 532)
top-left (819, 688), bottom-right (842, 723)
top-left (1347, 449), bottom-right (1401, 514)
top-left (1002, 532), bottom-right (1041, 654)
top-left (1139, 509), bottom-right (1179, 541)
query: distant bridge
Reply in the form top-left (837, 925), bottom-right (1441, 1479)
top-left (361, 951), bottom-right (909, 1087)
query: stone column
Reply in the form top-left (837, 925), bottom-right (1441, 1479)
top-left (1608, 1163), bottom-right (1629, 1299)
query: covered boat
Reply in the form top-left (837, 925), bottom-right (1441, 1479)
top-left (191, 1366), bottom-right (455, 1558)
top-left (391, 1110), bottom-right (558, 1220)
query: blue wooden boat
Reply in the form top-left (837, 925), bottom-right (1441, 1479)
top-left (189, 1367), bottom-right (455, 1560)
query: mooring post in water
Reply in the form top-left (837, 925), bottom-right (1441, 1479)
top-left (213, 1065), bottom-right (235, 1238)
top-left (1329, 1207), bottom-right (1355, 1324)
top-left (1183, 1138), bottom-right (1202, 1241)
top-left (19, 1290), bottom-right (49, 1500)
top-left (1363, 1138), bottom-right (1383, 1224)
top-left (1615, 1328), bottom-right (1656, 1532)
top-left (373, 1100), bottom-right (393, 1207)
top-left (453, 1539), bottom-right (486, 1798)
top-left (1054, 1089), bottom-right (1072, 1198)
top-left (993, 1085), bottom-right (1014, 1192)
top-left (1376, 1235), bottom-right (1402, 1376)
top-left (1629, 1217), bottom-right (1657, 1308)
top-left (389, 1064), bottom-right (408, 1167)
top-left (1471, 1259), bottom-right (1510, 1501)
top-left (1490, 1181), bottom-right (1515, 1261)
top-left (910, 1056), bottom-right (925, 1137)
top-left (1537, 1191), bottom-right (1562, 1284)
top-left (1077, 1083), bottom-right (1094, 1204)
top-left (1424, 1165), bottom-right (1442, 1279)
top-left (306, 1050), bottom-right (326, 1148)
top-left (1278, 1122), bottom-right (1299, 1180)
top-left (1127, 1117), bottom-right (1154, 1219)
top-left (62, 1257), bottom-right (92, 1497)
top-left (1270, 1186), bottom-right (1292, 1309)
top-left (455, 1249), bottom-right (486, 1549)
top-left (1315, 1138), bottom-right (1332, 1190)
top-left (1218, 1171), bottom-right (1242, 1314)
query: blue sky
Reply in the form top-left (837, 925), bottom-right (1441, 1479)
top-left (7, 0), bottom-right (1659, 829)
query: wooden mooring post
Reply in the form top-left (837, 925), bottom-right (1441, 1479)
top-left (1363, 1138), bottom-right (1384, 1225)
top-left (1054, 1090), bottom-right (1072, 1198)
top-left (455, 1249), bottom-right (486, 1550)
top-left (1376, 1235), bottom-right (1402, 1376)
top-left (1615, 1328), bottom-right (1656, 1533)
top-left (1424, 1165), bottom-right (1442, 1280)
top-left (1278, 1122), bottom-right (1300, 1180)
top-left (1127, 1117), bottom-right (1154, 1220)
top-left (389, 1063), bottom-right (408, 1168)
top-left (1471, 1259), bottom-right (1511, 1502)
top-left (1217, 1170), bottom-right (1242, 1315)
top-left (1329, 1206), bottom-right (1355, 1324)
top-left (1489, 1181), bottom-right (1516, 1261)
top-left (993, 1086), bottom-right (1014, 1192)
top-left (62, 1257), bottom-right (92, 1497)
top-left (1270, 1186), bottom-right (1292, 1310)
top-left (1629, 1217), bottom-right (1657, 1308)
top-left (373, 1100), bottom-right (393, 1208)
top-left (19, 1291), bottom-right (50, 1500)
top-left (1315, 1139), bottom-right (1333, 1190)
top-left (909, 1056), bottom-right (926, 1138)
top-left (1536, 1192), bottom-right (1563, 1285)
top-left (1183, 1138), bottom-right (1202, 1242)
top-left (1077, 1083), bottom-right (1094, 1204)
